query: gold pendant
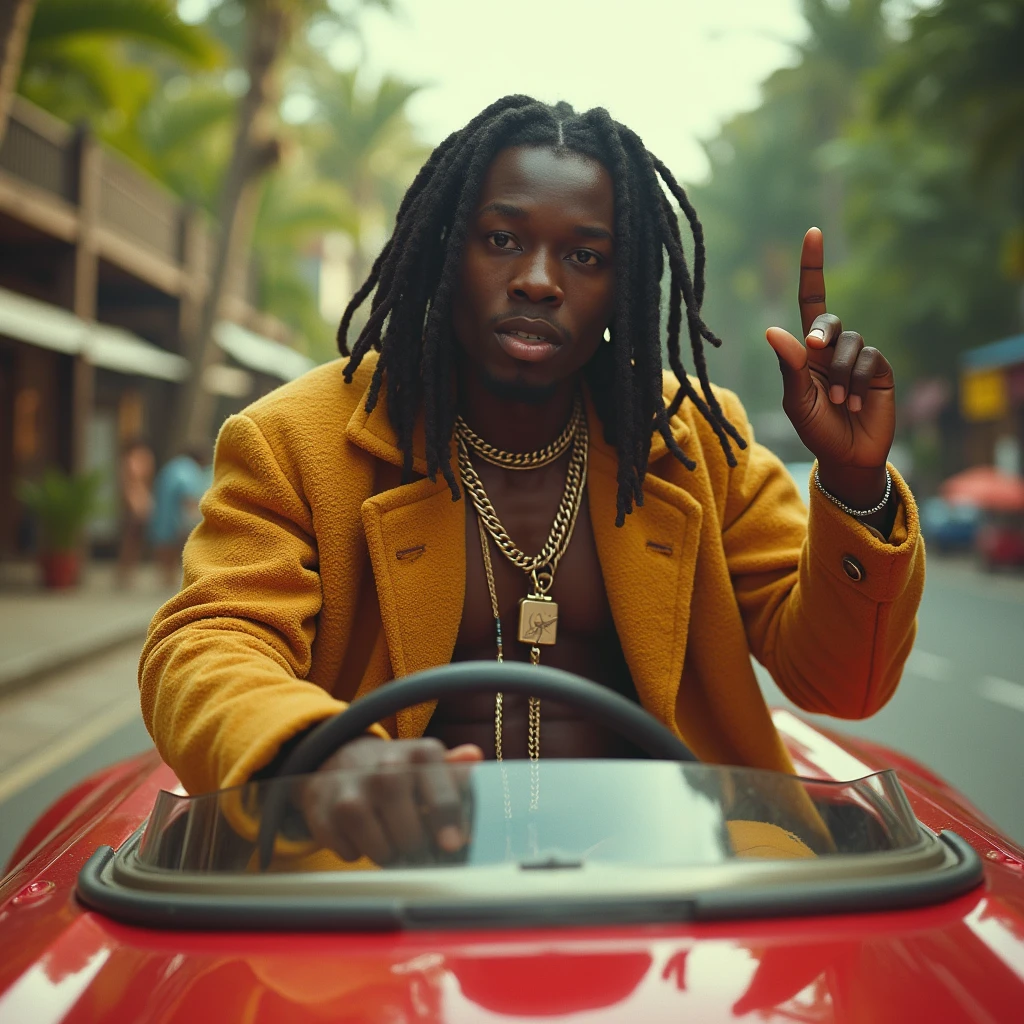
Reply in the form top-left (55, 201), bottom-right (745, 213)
top-left (518, 595), bottom-right (558, 645)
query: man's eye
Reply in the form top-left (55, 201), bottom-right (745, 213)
top-left (569, 249), bottom-right (601, 266)
top-left (489, 231), bottom-right (519, 250)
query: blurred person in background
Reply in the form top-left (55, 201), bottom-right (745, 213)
top-left (116, 438), bottom-right (155, 588)
top-left (149, 446), bottom-right (213, 588)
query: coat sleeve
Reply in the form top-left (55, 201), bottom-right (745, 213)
top-left (718, 391), bottom-right (925, 719)
top-left (138, 413), bottom-right (387, 796)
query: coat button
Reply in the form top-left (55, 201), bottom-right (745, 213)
top-left (842, 555), bottom-right (865, 582)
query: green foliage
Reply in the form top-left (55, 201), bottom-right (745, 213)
top-left (877, 0), bottom-right (1024, 175)
top-left (16, 469), bottom-right (104, 552)
top-left (15, 0), bottom-right (422, 366)
top-left (692, 0), bottom-right (1021, 449)
top-left (18, 0), bottom-right (224, 145)
top-left (28, 0), bottom-right (221, 65)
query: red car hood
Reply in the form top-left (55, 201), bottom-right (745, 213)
top-left (1, 711), bottom-right (1023, 1024)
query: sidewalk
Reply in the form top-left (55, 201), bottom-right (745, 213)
top-left (0, 562), bottom-right (172, 695)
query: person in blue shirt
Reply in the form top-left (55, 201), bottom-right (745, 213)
top-left (149, 446), bottom-right (212, 586)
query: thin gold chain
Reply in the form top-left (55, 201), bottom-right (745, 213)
top-left (477, 515), bottom-right (542, 765)
top-left (456, 395), bottom-right (581, 470)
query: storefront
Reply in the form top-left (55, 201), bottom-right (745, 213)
top-left (0, 286), bottom-right (188, 556)
top-left (960, 333), bottom-right (1024, 476)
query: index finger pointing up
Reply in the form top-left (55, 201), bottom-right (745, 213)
top-left (798, 226), bottom-right (827, 337)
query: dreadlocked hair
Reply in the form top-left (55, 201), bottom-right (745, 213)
top-left (337, 95), bottom-right (746, 527)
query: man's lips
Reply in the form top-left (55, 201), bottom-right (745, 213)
top-left (493, 317), bottom-right (563, 363)
top-left (495, 329), bottom-right (560, 363)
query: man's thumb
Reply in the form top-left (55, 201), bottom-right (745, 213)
top-left (766, 327), bottom-right (813, 408)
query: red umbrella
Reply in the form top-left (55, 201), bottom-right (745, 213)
top-left (939, 466), bottom-right (1024, 512)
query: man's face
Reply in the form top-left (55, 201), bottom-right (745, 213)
top-left (452, 145), bottom-right (616, 399)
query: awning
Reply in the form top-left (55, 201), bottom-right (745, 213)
top-left (962, 334), bottom-right (1024, 372)
top-left (0, 285), bottom-right (189, 382)
top-left (214, 320), bottom-right (313, 382)
top-left (0, 285), bottom-right (86, 355)
top-left (87, 323), bottom-right (189, 381)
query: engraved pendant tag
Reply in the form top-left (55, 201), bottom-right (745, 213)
top-left (518, 596), bottom-right (558, 645)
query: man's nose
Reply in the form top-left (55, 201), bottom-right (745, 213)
top-left (507, 251), bottom-right (564, 307)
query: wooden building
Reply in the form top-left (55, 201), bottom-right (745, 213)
top-left (0, 97), bottom-right (311, 557)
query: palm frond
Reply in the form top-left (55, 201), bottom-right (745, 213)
top-left (28, 0), bottom-right (222, 67)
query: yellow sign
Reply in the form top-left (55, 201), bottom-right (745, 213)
top-left (961, 368), bottom-right (1008, 422)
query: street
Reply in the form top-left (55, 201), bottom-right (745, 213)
top-left (1, 554), bottom-right (1023, 872)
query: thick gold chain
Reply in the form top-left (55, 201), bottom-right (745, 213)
top-left (456, 395), bottom-right (581, 470)
top-left (456, 410), bottom-right (588, 580)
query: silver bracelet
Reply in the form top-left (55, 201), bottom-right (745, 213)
top-left (814, 464), bottom-right (892, 517)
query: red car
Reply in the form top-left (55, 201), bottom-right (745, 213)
top-left (1, 663), bottom-right (1023, 1023)
top-left (976, 514), bottom-right (1024, 569)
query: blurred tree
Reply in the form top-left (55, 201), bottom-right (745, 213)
top-left (172, 0), bottom-right (392, 450)
top-left (12, 0), bottom-right (219, 147)
top-left (0, 0), bottom-right (38, 145)
top-left (876, 0), bottom-right (1024, 316)
top-left (692, 0), bottom-right (891, 442)
top-left (128, 52), bottom-right (424, 367)
top-left (308, 65), bottom-right (427, 289)
top-left (826, 120), bottom-right (1017, 381)
top-left (878, 0), bottom-right (1024, 182)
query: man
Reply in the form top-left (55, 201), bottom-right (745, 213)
top-left (140, 97), bottom-right (923, 865)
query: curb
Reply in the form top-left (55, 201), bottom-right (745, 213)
top-left (0, 619), bottom-right (152, 699)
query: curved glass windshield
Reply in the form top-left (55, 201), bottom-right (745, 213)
top-left (136, 761), bottom-right (921, 874)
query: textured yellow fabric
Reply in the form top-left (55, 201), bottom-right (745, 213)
top-left (726, 820), bottom-right (817, 859)
top-left (139, 355), bottom-right (924, 795)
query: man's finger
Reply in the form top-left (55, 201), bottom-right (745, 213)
top-left (369, 755), bottom-right (428, 860)
top-left (805, 312), bottom-right (842, 350)
top-left (798, 227), bottom-right (827, 337)
top-left (332, 775), bottom-right (394, 865)
top-left (827, 331), bottom-right (865, 405)
top-left (412, 747), bottom-right (471, 853)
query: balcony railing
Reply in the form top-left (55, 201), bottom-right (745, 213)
top-left (98, 149), bottom-right (183, 262)
top-left (0, 99), bottom-right (74, 202)
top-left (0, 96), bottom-right (260, 305)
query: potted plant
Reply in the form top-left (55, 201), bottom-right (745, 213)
top-left (17, 468), bottom-right (103, 588)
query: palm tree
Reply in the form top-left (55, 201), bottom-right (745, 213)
top-left (172, 0), bottom-right (392, 450)
top-left (0, 0), bottom-right (38, 145)
top-left (878, 0), bottom-right (1024, 179)
top-left (876, 0), bottom-right (1024, 317)
top-left (309, 65), bottom-right (427, 292)
top-left (4, 0), bottom-right (218, 143)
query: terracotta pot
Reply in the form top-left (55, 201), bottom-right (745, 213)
top-left (40, 550), bottom-right (81, 589)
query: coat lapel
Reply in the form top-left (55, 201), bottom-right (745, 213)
top-left (347, 390), bottom-right (465, 738)
top-left (585, 395), bottom-right (704, 731)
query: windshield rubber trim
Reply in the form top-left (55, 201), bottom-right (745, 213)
top-left (76, 830), bottom-right (983, 932)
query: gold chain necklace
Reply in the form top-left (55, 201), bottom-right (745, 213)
top-left (456, 395), bottom-right (581, 470)
top-left (456, 401), bottom-right (589, 766)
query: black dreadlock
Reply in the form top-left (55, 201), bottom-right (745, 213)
top-left (337, 96), bottom-right (746, 527)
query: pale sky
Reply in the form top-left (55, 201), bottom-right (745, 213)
top-left (351, 0), bottom-right (808, 183)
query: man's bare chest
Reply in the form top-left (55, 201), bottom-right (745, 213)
top-left (424, 464), bottom-right (641, 759)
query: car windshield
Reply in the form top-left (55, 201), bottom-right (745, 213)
top-left (138, 761), bottom-right (920, 874)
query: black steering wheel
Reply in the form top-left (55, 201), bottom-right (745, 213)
top-left (257, 661), bottom-right (698, 868)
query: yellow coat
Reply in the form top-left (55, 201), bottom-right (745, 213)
top-left (139, 356), bottom-right (924, 796)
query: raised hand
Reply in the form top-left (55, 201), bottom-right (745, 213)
top-left (766, 227), bottom-right (895, 514)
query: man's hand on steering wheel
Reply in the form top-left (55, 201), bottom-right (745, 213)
top-left (296, 737), bottom-right (483, 865)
